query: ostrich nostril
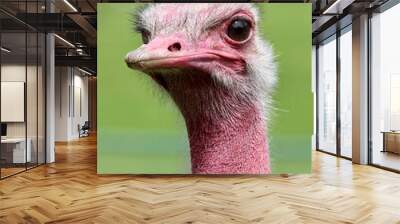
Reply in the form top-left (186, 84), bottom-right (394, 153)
top-left (168, 42), bottom-right (181, 52)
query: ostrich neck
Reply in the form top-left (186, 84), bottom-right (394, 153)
top-left (185, 100), bottom-right (270, 174)
top-left (165, 74), bottom-right (270, 174)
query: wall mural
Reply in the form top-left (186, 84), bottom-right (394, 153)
top-left (98, 3), bottom-right (312, 174)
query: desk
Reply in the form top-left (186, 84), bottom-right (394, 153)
top-left (382, 131), bottom-right (400, 154)
top-left (1, 138), bottom-right (31, 163)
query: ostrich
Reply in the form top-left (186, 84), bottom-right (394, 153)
top-left (125, 3), bottom-right (277, 174)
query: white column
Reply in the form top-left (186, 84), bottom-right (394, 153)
top-left (46, 32), bottom-right (55, 163)
top-left (45, 0), bottom-right (56, 163)
top-left (352, 14), bottom-right (369, 164)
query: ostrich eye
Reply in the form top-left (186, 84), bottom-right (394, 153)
top-left (227, 18), bottom-right (251, 42)
top-left (141, 31), bottom-right (150, 44)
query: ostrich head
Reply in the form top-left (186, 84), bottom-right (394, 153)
top-left (125, 3), bottom-right (276, 174)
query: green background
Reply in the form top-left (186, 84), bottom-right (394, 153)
top-left (97, 3), bottom-right (312, 174)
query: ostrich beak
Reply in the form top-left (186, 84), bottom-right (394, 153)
top-left (125, 51), bottom-right (220, 71)
top-left (124, 36), bottom-right (243, 72)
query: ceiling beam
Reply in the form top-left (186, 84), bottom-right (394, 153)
top-left (55, 55), bottom-right (96, 69)
top-left (67, 13), bottom-right (97, 46)
top-left (312, 15), bottom-right (335, 33)
top-left (322, 0), bottom-right (356, 14)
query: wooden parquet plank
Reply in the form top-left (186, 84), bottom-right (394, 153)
top-left (0, 135), bottom-right (399, 223)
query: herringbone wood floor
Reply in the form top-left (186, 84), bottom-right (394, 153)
top-left (0, 135), bottom-right (400, 224)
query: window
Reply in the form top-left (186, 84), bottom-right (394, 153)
top-left (317, 35), bottom-right (337, 154)
top-left (370, 3), bottom-right (400, 171)
top-left (339, 27), bottom-right (352, 158)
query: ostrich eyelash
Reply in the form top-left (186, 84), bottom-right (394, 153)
top-left (132, 4), bottom-right (149, 33)
top-left (133, 18), bottom-right (147, 34)
top-left (203, 9), bottom-right (253, 32)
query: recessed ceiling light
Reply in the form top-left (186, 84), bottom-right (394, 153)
top-left (54, 34), bottom-right (75, 48)
top-left (63, 0), bottom-right (78, 12)
top-left (322, 0), bottom-right (354, 15)
top-left (1, 47), bottom-right (11, 53)
top-left (78, 67), bottom-right (93, 76)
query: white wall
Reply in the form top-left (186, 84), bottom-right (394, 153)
top-left (1, 65), bottom-right (26, 139)
top-left (55, 67), bottom-right (89, 141)
top-left (1, 65), bottom-right (28, 141)
top-left (1, 65), bottom-right (41, 138)
top-left (72, 73), bottom-right (89, 138)
top-left (55, 67), bottom-right (70, 141)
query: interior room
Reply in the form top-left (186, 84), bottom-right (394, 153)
top-left (0, 0), bottom-right (400, 223)
top-left (0, 12), bottom-right (46, 178)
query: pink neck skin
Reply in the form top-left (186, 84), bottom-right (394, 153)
top-left (163, 73), bottom-right (270, 174)
top-left (186, 102), bottom-right (270, 174)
